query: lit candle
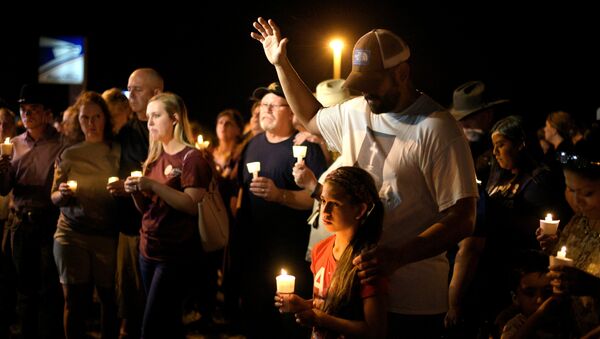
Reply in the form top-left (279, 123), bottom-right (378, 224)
top-left (195, 135), bottom-right (210, 150)
top-left (292, 145), bottom-right (307, 163)
top-left (130, 171), bottom-right (142, 178)
top-left (0, 137), bottom-right (13, 157)
top-left (276, 268), bottom-right (295, 293)
top-left (107, 176), bottom-right (119, 184)
top-left (276, 268), bottom-right (295, 312)
top-left (66, 180), bottom-right (78, 192)
top-left (550, 246), bottom-right (574, 267)
top-left (246, 162), bottom-right (261, 180)
top-left (540, 213), bottom-right (560, 235)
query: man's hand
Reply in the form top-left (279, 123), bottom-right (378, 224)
top-left (292, 162), bottom-right (317, 192)
top-left (250, 17), bottom-right (288, 67)
top-left (352, 245), bottom-right (398, 284)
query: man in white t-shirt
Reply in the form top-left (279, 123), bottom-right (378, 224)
top-left (251, 18), bottom-right (478, 337)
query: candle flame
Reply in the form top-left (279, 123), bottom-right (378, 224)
top-left (197, 135), bottom-right (203, 144)
top-left (557, 246), bottom-right (567, 259)
top-left (3, 137), bottom-right (9, 144)
top-left (281, 269), bottom-right (287, 275)
top-left (545, 213), bottom-right (553, 221)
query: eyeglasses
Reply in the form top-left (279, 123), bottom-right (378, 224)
top-left (260, 103), bottom-right (289, 110)
top-left (557, 152), bottom-right (600, 169)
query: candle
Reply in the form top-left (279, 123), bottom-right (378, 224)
top-left (550, 245), bottom-right (574, 267)
top-left (276, 268), bottom-right (295, 313)
top-left (540, 213), bottom-right (560, 235)
top-left (66, 180), bottom-right (78, 192)
top-left (276, 269), bottom-right (295, 294)
top-left (0, 137), bottom-right (13, 156)
top-left (246, 162), bottom-right (261, 179)
top-left (195, 135), bottom-right (210, 150)
top-left (107, 176), bottom-right (119, 184)
top-left (292, 145), bottom-right (307, 163)
top-left (130, 171), bottom-right (142, 178)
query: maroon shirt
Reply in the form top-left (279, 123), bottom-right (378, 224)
top-left (0, 125), bottom-right (67, 211)
top-left (140, 146), bottom-right (211, 261)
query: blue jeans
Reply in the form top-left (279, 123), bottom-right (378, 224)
top-left (139, 256), bottom-right (191, 339)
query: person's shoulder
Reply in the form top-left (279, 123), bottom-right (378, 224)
top-left (320, 96), bottom-right (366, 117)
top-left (59, 141), bottom-right (89, 161)
top-left (314, 235), bottom-right (335, 254)
top-left (182, 146), bottom-right (212, 167)
top-left (12, 131), bottom-right (27, 143)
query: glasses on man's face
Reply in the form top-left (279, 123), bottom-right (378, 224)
top-left (557, 152), bottom-right (600, 169)
top-left (260, 103), bottom-right (289, 111)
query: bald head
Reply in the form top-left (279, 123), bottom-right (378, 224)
top-left (127, 68), bottom-right (164, 120)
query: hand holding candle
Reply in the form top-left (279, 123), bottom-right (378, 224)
top-left (550, 246), bottom-right (574, 267)
top-left (550, 246), bottom-right (574, 294)
top-left (540, 213), bottom-right (560, 235)
top-left (276, 269), bottom-right (296, 313)
top-left (247, 162), bottom-right (261, 180)
top-left (292, 145), bottom-right (307, 164)
top-left (0, 138), bottom-right (13, 157)
top-left (66, 180), bottom-right (78, 193)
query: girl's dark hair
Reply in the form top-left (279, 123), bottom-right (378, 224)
top-left (321, 166), bottom-right (383, 326)
top-left (487, 115), bottom-right (542, 191)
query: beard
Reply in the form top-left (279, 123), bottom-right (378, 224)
top-left (365, 92), bottom-right (400, 113)
top-left (364, 86), bottom-right (401, 114)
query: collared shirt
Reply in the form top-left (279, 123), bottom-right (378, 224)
top-left (0, 125), bottom-right (67, 211)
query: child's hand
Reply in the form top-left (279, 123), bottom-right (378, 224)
top-left (294, 308), bottom-right (324, 327)
top-left (274, 293), bottom-right (306, 313)
top-left (548, 265), bottom-right (600, 296)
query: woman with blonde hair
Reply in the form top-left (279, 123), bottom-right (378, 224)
top-left (124, 92), bottom-right (212, 338)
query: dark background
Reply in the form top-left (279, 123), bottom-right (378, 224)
top-left (1, 1), bottom-right (599, 132)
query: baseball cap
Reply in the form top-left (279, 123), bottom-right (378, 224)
top-left (344, 29), bottom-right (410, 93)
top-left (252, 82), bottom-right (285, 101)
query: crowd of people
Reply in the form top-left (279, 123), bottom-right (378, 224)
top-left (0, 16), bottom-right (598, 339)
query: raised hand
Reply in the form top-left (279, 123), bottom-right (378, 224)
top-left (250, 17), bottom-right (288, 66)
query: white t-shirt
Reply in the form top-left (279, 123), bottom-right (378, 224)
top-left (316, 94), bottom-right (478, 314)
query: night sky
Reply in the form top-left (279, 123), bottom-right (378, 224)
top-left (1, 2), bottom-right (599, 133)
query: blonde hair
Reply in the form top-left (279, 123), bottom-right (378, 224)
top-left (143, 92), bottom-right (194, 173)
